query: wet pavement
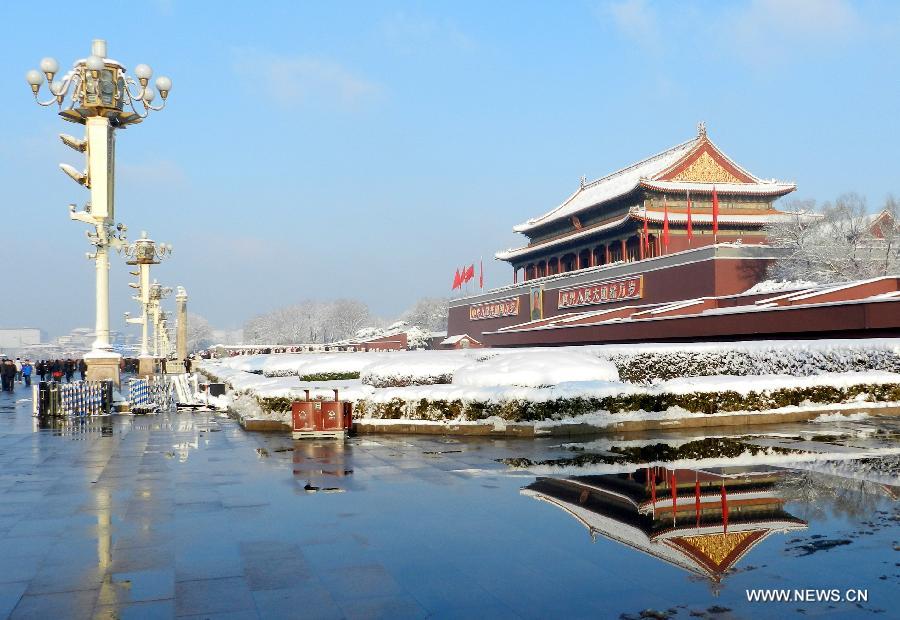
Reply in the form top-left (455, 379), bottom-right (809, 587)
top-left (0, 388), bottom-right (898, 619)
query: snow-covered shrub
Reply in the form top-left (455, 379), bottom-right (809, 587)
top-left (452, 351), bottom-right (619, 388)
top-left (297, 372), bottom-right (360, 381)
top-left (612, 347), bottom-right (900, 383)
top-left (355, 382), bottom-right (900, 422)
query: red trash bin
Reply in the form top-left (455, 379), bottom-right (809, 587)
top-left (291, 388), bottom-right (352, 439)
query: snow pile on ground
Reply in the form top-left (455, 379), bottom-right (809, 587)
top-left (452, 350), bottom-right (619, 387)
top-left (359, 350), bottom-right (493, 387)
top-left (812, 411), bottom-right (870, 423)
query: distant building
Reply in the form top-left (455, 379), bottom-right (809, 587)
top-left (0, 327), bottom-right (46, 357)
top-left (438, 334), bottom-right (483, 350)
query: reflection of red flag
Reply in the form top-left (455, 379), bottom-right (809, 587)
top-left (650, 468), bottom-right (656, 506)
top-left (452, 269), bottom-right (462, 290)
top-left (712, 186), bottom-right (720, 241)
top-left (663, 196), bottom-right (670, 252)
top-left (721, 483), bottom-right (728, 534)
top-left (671, 471), bottom-right (677, 523)
top-left (695, 479), bottom-right (701, 528)
top-left (479, 259), bottom-right (484, 290)
top-left (686, 191), bottom-right (693, 243)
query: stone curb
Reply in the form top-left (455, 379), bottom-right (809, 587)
top-left (239, 404), bottom-right (900, 437)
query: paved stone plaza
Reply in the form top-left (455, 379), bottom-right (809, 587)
top-left (1, 390), bottom-right (897, 619)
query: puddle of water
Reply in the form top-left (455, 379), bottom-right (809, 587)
top-left (1, 394), bottom-right (897, 618)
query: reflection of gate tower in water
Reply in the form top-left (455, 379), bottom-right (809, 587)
top-left (523, 467), bottom-right (806, 583)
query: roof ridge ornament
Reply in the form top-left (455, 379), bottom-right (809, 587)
top-left (698, 121), bottom-right (707, 138)
top-left (580, 175), bottom-right (587, 189)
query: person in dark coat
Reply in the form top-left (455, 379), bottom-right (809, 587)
top-left (2, 360), bottom-right (17, 392)
top-left (37, 360), bottom-right (47, 382)
top-left (64, 359), bottom-right (75, 383)
top-left (78, 359), bottom-right (87, 380)
top-left (50, 360), bottom-right (63, 383)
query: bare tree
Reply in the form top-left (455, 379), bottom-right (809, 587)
top-left (766, 193), bottom-right (900, 283)
top-left (242, 299), bottom-right (375, 345)
top-left (401, 297), bottom-right (449, 332)
top-left (187, 313), bottom-right (215, 352)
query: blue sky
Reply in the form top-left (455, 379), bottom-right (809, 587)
top-left (2, 0), bottom-right (899, 338)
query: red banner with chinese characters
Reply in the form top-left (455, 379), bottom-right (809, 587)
top-left (469, 297), bottom-right (520, 321)
top-left (558, 275), bottom-right (643, 309)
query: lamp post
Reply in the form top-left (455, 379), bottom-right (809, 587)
top-left (123, 233), bottom-right (172, 376)
top-left (26, 39), bottom-right (172, 387)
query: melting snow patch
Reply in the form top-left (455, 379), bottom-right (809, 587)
top-left (812, 412), bottom-right (870, 423)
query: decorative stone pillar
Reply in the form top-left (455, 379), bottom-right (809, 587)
top-left (174, 286), bottom-right (188, 373)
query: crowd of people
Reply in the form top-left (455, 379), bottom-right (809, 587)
top-left (0, 357), bottom-right (87, 392)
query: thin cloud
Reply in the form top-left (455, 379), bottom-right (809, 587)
top-left (118, 159), bottom-right (187, 187)
top-left (381, 12), bottom-right (476, 53)
top-left (602, 0), bottom-right (660, 43)
top-left (724, 0), bottom-right (862, 66)
top-left (233, 49), bottom-right (382, 108)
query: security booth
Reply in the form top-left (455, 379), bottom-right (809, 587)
top-left (291, 388), bottom-right (352, 439)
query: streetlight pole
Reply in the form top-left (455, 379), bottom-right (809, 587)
top-left (26, 39), bottom-right (171, 387)
top-left (123, 233), bottom-right (172, 376)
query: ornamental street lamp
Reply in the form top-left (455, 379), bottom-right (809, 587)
top-left (123, 232), bottom-right (172, 376)
top-left (26, 39), bottom-right (172, 387)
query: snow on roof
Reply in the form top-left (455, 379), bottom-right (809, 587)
top-left (641, 180), bottom-right (795, 195)
top-left (440, 334), bottom-right (479, 345)
top-left (512, 137), bottom-right (699, 234)
top-left (496, 209), bottom-right (790, 261)
top-left (513, 132), bottom-right (797, 235)
top-left (496, 213), bottom-right (632, 260)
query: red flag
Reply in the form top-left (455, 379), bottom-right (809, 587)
top-left (452, 269), bottom-right (462, 290)
top-left (721, 482), bottom-right (728, 534)
top-left (695, 479), bottom-right (701, 528)
top-left (462, 264), bottom-right (475, 283)
top-left (479, 259), bottom-right (484, 290)
top-left (686, 191), bottom-right (693, 244)
top-left (712, 186), bottom-right (719, 241)
top-left (663, 196), bottom-right (670, 252)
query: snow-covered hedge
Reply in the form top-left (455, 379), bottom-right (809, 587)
top-left (612, 346), bottom-right (900, 383)
top-left (353, 381), bottom-right (900, 422)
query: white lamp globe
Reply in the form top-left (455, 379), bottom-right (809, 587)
top-left (86, 55), bottom-right (105, 71)
top-left (40, 57), bottom-right (59, 75)
top-left (50, 80), bottom-right (65, 95)
top-left (154, 76), bottom-right (172, 92)
top-left (134, 64), bottom-right (153, 80)
top-left (26, 69), bottom-right (44, 86)
top-left (142, 88), bottom-right (156, 103)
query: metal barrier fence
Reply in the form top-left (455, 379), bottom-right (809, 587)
top-left (128, 378), bottom-right (152, 411)
top-left (127, 376), bottom-right (177, 412)
top-left (33, 380), bottom-right (113, 417)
